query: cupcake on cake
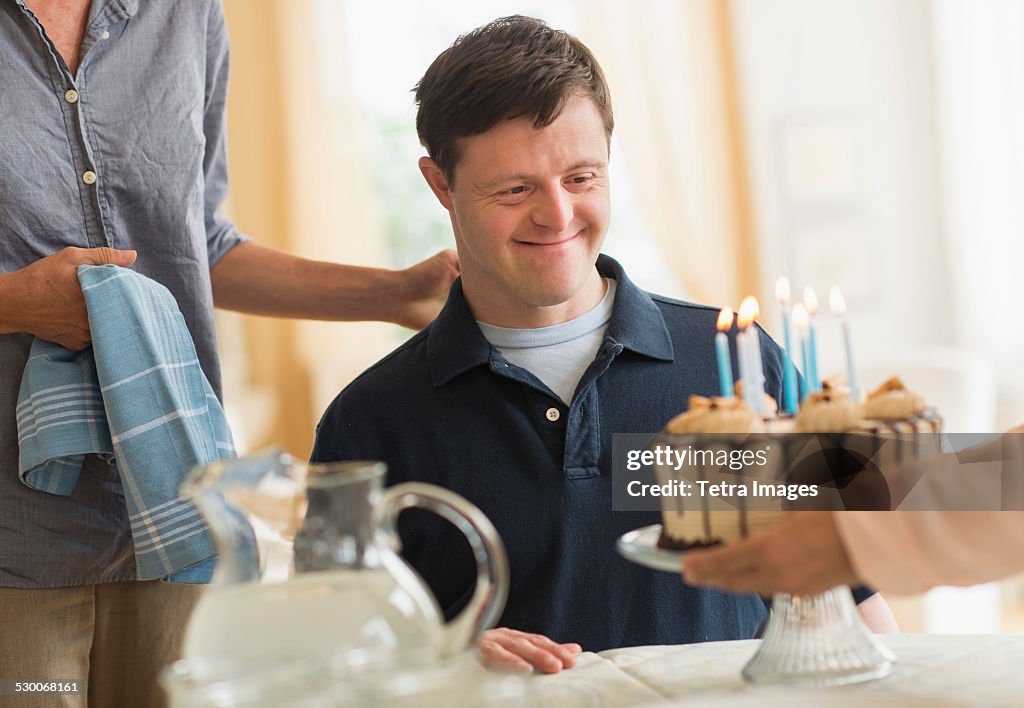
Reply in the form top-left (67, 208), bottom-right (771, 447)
top-left (795, 379), bottom-right (863, 433)
top-left (863, 376), bottom-right (924, 419)
top-left (656, 395), bottom-right (785, 550)
top-left (665, 395), bottom-right (766, 435)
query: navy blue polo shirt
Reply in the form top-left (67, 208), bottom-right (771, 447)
top-left (312, 255), bottom-right (871, 651)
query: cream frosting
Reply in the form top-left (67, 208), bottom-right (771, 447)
top-left (862, 376), bottom-right (927, 420)
top-left (665, 395), bottom-right (767, 434)
top-left (795, 383), bottom-right (864, 432)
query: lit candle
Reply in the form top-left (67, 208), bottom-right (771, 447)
top-left (715, 307), bottom-right (735, 398)
top-left (775, 277), bottom-right (799, 415)
top-left (803, 286), bottom-right (822, 391)
top-left (738, 296), bottom-right (766, 414)
top-left (736, 326), bottom-right (752, 410)
top-left (830, 286), bottom-right (860, 402)
top-left (793, 303), bottom-right (811, 402)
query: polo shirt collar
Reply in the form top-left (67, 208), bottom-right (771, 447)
top-left (427, 253), bottom-right (674, 387)
top-left (427, 278), bottom-right (494, 387)
top-left (596, 254), bottom-right (674, 362)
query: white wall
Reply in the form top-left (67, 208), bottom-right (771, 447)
top-left (730, 0), bottom-right (952, 386)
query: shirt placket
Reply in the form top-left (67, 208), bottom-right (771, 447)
top-left (488, 351), bottom-right (567, 462)
top-left (15, 2), bottom-right (123, 250)
top-left (563, 340), bottom-right (623, 479)
top-left (488, 340), bottom-right (624, 480)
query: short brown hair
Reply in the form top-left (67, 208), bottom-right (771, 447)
top-left (414, 15), bottom-right (614, 183)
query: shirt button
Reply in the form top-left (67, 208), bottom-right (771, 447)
top-left (545, 407), bottom-right (561, 422)
top-left (82, 171), bottom-right (97, 185)
top-left (101, 31), bottom-right (110, 40)
top-left (64, 89), bottom-right (79, 104)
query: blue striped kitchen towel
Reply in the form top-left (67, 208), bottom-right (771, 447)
top-left (16, 264), bottom-right (235, 583)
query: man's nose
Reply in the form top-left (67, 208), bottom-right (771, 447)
top-left (531, 184), bottom-right (573, 233)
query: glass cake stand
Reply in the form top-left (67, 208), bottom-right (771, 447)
top-left (617, 524), bottom-right (894, 686)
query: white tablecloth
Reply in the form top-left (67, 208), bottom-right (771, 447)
top-left (530, 635), bottom-right (1024, 707)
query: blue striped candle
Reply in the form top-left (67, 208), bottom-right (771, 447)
top-left (793, 303), bottom-right (811, 402)
top-left (715, 307), bottom-right (735, 397)
top-left (804, 286), bottom-right (822, 391)
top-left (775, 278), bottom-right (799, 415)
top-left (807, 321), bottom-right (821, 390)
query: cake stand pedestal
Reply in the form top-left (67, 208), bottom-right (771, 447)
top-left (742, 585), bottom-right (894, 686)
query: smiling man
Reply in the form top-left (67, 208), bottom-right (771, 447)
top-left (311, 15), bottom-right (895, 674)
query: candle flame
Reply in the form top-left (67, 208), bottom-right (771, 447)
top-left (792, 303), bottom-right (810, 330)
top-left (829, 286), bottom-right (847, 316)
top-left (717, 307), bottom-right (734, 332)
top-left (775, 277), bottom-right (791, 305)
top-left (737, 296), bottom-right (759, 329)
top-left (803, 287), bottom-right (819, 316)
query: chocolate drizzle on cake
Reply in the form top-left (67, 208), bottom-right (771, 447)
top-left (654, 378), bottom-right (943, 550)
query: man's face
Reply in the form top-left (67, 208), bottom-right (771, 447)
top-left (420, 94), bottom-right (611, 327)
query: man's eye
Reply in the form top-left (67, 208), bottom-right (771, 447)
top-left (504, 185), bottom-right (526, 195)
top-left (571, 175), bottom-right (592, 184)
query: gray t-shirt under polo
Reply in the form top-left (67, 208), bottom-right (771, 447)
top-left (1, 0), bottom-right (249, 588)
top-left (477, 279), bottom-right (617, 405)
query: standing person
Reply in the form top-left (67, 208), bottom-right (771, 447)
top-left (311, 15), bottom-right (897, 676)
top-left (0, 1), bottom-right (458, 706)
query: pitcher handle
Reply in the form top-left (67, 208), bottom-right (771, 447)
top-left (378, 482), bottom-right (509, 656)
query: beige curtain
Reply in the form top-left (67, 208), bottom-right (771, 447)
top-left (578, 0), bottom-right (758, 307)
top-left (218, 0), bottom-right (396, 459)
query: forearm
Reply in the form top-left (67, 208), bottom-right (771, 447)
top-left (0, 271), bottom-right (24, 334)
top-left (837, 510), bottom-right (1024, 594)
top-left (210, 242), bottom-right (402, 323)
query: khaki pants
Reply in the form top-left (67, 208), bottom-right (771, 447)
top-left (0, 581), bottom-right (204, 708)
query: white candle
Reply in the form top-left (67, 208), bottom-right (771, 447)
top-left (830, 286), bottom-right (860, 402)
top-left (738, 296), bottom-right (765, 414)
top-left (736, 328), bottom-right (752, 407)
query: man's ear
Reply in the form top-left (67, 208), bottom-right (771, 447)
top-left (419, 157), bottom-right (455, 211)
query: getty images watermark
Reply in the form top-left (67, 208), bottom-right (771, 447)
top-left (624, 443), bottom-right (820, 502)
top-left (612, 431), bottom-right (1024, 513)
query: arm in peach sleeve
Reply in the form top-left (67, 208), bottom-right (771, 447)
top-left (835, 511), bottom-right (1024, 595)
top-left (835, 432), bottom-right (1024, 594)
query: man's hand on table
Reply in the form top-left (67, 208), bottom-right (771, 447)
top-left (681, 512), bottom-right (859, 596)
top-left (0, 247), bottom-right (137, 350)
top-left (478, 627), bottom-right (582, 674)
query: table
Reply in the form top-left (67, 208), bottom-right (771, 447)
top-left (530, 635), bottom-right (1024, 707)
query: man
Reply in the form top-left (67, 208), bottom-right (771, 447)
top-left (0, 1), bottom-right (456, 706)
top-left (312, 15), bottom-right (896, 675)
top-left (684, 428), bottom-right (1024, 596)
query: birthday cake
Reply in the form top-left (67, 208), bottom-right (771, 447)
top-left (655, 377), bottom-right (943, 550)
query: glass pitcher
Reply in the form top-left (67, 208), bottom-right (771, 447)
top-left (177, 449), bottom-right (509, 671)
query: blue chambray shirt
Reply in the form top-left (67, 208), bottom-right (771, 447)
top-left (0, 0), bottom-right (248, 587)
